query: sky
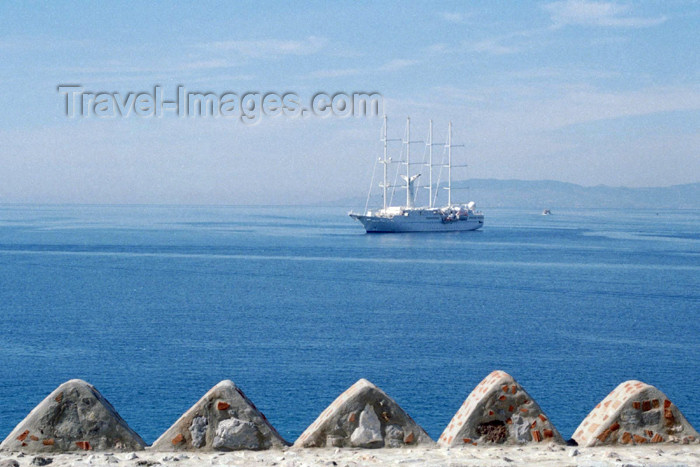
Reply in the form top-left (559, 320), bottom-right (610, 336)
top-left (0, 0), bottom-right (698, 204)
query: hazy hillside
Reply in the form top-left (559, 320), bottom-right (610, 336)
top-left (457, 180), bottom-right (700, 209)
top-left (338, 180), bottom-right (700, 209)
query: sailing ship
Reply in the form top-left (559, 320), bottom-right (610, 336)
top-left (349, 116), bottom-right (484, 233)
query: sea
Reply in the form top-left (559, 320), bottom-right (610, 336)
top-left (0, 205), bottom-right (698, 444)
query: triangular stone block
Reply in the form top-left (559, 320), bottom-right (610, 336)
top-left (439, 370), bottom-right (563, 446)
top-left (294, 378), bottom-right (433, 448)
top-left (573, 380), bottom-right (699, 447)
top-left (0, 379), bottom-right (145, 453)
top-left (151, 380), bottom-right (288, 451)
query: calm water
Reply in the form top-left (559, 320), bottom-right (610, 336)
top-left (0, 205), bottom-right (698, 444)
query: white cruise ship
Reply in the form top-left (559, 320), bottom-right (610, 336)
top-left (350, 117), bottom-right (484, 233)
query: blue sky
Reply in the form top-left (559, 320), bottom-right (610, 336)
top-left (0, 1), bottom-right (698, 204)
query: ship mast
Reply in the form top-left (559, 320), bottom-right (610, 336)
top-left (382, 115), bottom-right (388, 210)
top-left (405, 117), bottom-right (411, 207)
top-left (428, 120), bottom-right (433, 208)
top-left (448, 121), bottom-right (452, 206)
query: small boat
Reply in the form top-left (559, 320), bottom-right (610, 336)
top-left (542, 209), bottom-right (552, 216)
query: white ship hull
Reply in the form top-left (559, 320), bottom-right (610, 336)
top-left (350, 208), bottom-right (484, 233)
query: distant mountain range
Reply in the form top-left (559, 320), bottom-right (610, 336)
top-left (337, 179), bottom-right (700, 209)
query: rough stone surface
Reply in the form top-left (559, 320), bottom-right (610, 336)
top-left (349, 405), bottom-right (383, 448)
top-left (151, 380), bottom-right (288, 451)
top-left (0, 460), bottom-right (19, 467)
top-left (294, 379), bottom-right (433, 448)
top-left (439, 370), bottom-right (564, 447)
top-left (30, 457), bottom-right (52, 466)
top-left (212, 419), bottom-right (261, 450)
top-left (572, 380), bottom-right (700, 447)
top-left (384, 424), bottom-right (404, 448)
top-left (0, 379), bottom-right (145, 453)
top-left (188, 417), bottom-right (207, 448)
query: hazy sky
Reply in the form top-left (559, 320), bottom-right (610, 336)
top-left (0, 1), bottom-right (698, 204)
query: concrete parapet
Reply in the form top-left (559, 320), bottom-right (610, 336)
top-left (439, 370), bottom-right (563, 447)
top-left (0, 379), bottom-right (145, 453)
top-left (294, 379), bottom-right (433, 448)
top-left (151, 380), bottom-right (288, 451)
top-left (573, 380), bottom-right (699, 447)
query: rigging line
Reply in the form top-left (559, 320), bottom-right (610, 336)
top-left (389, 122), bottom-right (407, 206)
top-left (433, 140), bottom-right (447, 207)
top-left (418, 126), bottom-right (430, 207)
top-left (413, 182), bottom-right (420, 205)
top-left (364, 155), bottom-right (378, 215)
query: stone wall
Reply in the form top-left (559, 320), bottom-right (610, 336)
top-left (573, 380), bottom-right (698, 447)
top-left (439, 371), bottom-right (564, 446)
top-left (1, 374), bottom-right (697, 453)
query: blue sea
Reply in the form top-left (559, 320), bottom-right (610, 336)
top-left (0, 205), bottom-right (698, 444)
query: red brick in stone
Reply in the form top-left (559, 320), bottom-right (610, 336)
top-left (76, 441), bottom-right (91, 450)
top-left (217, 402), bottom-right (230, 411)
top-left (532, 430), bottom-right (542, 442)
top-left (17, 430), bottom-right (29, 441)
top-left (171, 434), bottom-right (184, 445)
